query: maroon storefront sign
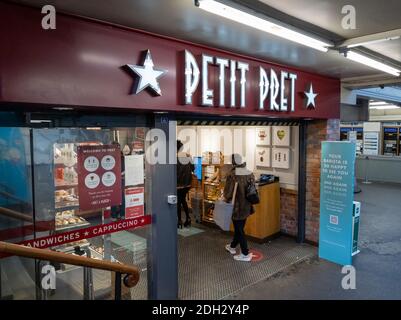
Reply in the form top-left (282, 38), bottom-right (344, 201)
top-left (0, 216), bottom-right (151, 258)
top-left (0, 3), bottom-right (340, 119)
top-left (77, 145), bottom-right (122, 210)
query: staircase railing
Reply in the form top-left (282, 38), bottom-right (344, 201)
top-left (0, 241), bottom-right (140, 300)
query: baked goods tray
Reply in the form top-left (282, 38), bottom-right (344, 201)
top-left (55, 220), bottom-right (90, 231)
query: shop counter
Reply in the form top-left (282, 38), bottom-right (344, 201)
top-left (243, 181), bottom-right (281, 242)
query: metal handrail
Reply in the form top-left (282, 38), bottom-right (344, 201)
top-left (0, 241), bottom-right (140, 289)
top-left (0, 207), bottom-right (33, 222)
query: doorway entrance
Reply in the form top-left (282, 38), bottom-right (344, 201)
top-left (174, 117), bottom-right (313, 299)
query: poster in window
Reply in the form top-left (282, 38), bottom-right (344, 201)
top-left (255, 127), bottom-right (271, 146)
top-left (77, 145), bottom-right (122, 210)
top-left (272, 126), bottom-right (291, 147)
top-left (272, 148), bottom-right (290, 169)
top-left (125, 187), bottom-right (145, 219)
top-left (255, 147), bottom-right (271, 167)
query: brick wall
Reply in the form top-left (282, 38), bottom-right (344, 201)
top-left (305, 119), bottom-right (340, 243)
top-left (280, 188), bottom-right (298, 237)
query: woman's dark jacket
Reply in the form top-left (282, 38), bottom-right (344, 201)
top-left (177, 152), bottom-right (194, 189)
top-left (223, 163), bottom-right (255, 220)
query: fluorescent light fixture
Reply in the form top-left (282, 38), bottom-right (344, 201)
top-left (53, 107), bottom-right (74, 111)
top-left (369, 105), bottom-right (400, 110)
top-left (196, 0), bottom-right (332, 52)
top-left (347, 36), bottom-right (400, 48)
top-left (30, 120), bottom-right (52, 123)
top-left (369, 101), bottom-right (388, 106)
top-left (344, 50), bottom-right (401, 76)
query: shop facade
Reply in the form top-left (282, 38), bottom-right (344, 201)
top-left (0, 2), bottom-right (340, 299)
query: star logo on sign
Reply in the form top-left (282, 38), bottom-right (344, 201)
top-left (125, 50), bottom-right (167, 96)
top-left (84, 231), bottom-right (89, 237)
top-left (304, 83), bottom-right (318, 109)
top-left (141, 219), bottom-right (145, 223)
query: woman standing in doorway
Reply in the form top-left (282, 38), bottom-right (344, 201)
top-left (223, 154), bottom-right (255, 262)
top-left (177, 140), bottom-right (194, 228)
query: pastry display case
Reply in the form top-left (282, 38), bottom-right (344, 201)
top-left (53, 143), bottom-right (92, 234)
top-left (200, 153), bottom-right (231, 223)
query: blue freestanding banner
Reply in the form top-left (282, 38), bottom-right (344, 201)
top-left (319, 141), bottom-right (356, 265)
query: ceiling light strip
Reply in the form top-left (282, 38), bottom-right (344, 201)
top-left (196, 0), bottom-right (332, 52)
top-left (344, 51), bottom-right (401, 77)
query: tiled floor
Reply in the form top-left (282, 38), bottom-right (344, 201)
top-left (177, 225), bottom-right (315, 300)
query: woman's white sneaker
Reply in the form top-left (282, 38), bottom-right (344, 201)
top-left (225, 244), bottom-right (236, 255)
top-left (233, 253), bottom-right (252, 262)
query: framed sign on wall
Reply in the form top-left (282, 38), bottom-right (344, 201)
top-left (272, 148), bottom-right (290, 169)
top-left (256, 127), bottom-right (271, 146)
top-left (255, 147), bottom-right (271, 167)
top-left (272, 126), bottom-right (291, 147)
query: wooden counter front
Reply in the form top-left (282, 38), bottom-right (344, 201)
top-left (243, 182), bottom-right (280, 241)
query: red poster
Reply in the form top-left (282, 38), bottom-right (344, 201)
top-left (125, 187), bottom-right (145, 219)
top-left (77, 145), bottom-right (122, 210)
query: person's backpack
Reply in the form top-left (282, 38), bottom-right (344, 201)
top-left (246, 180), bottom-right (260, 205)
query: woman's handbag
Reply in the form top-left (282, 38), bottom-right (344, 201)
top-left (246, 181), bottom-right (260, 205)
top-left (213, 182), bottom-right (238, 231)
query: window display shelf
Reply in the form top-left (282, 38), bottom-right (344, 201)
top-left (204, 182), bottom-right (220, 186)
top-left (54, 162), bottom-right (77, 167)
top-left (55, 183), bottom-right (78, 189)
top-left (203, 199), bottom-right (217, 203)
top-left (55, 202), bottom-right (79, 212)
top-left (55, 220), bottom-right (90, 232)
top-left (201, 159), bottom-right (225, 223)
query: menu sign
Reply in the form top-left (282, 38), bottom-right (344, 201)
top-left (77, 145), bottom-right (122, 210)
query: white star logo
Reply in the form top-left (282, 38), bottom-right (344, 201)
top-left (125, 50), bottom-right (167, 96)
top-left (304, 83), bottom-right (318, 109)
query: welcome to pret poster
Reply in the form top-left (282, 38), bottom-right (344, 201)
top-left (77, 145), bottom-right (122, 210)
top-left (319, 141), bottom-right (356, 266)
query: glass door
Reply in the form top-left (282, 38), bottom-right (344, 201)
top-left (30, 127), bottom-right (151, 300)
top-left (0, 127), bottom-right (36, 300)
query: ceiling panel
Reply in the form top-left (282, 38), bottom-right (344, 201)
top-left (258, 0), bottom-right (401, 39)
top-left (10, 0), bottom-right (401, 80)
top-left (365, 39), bottom-right (401, 64)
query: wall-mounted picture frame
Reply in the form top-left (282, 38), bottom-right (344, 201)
top-left (272, 148), bottom-right (290, 169)
top-left (272, 126), bottom-right (291, 147)
top-left (256, 127), bottom-right (271, 146)
top-left (255, 147), bottom-right (271, 167)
